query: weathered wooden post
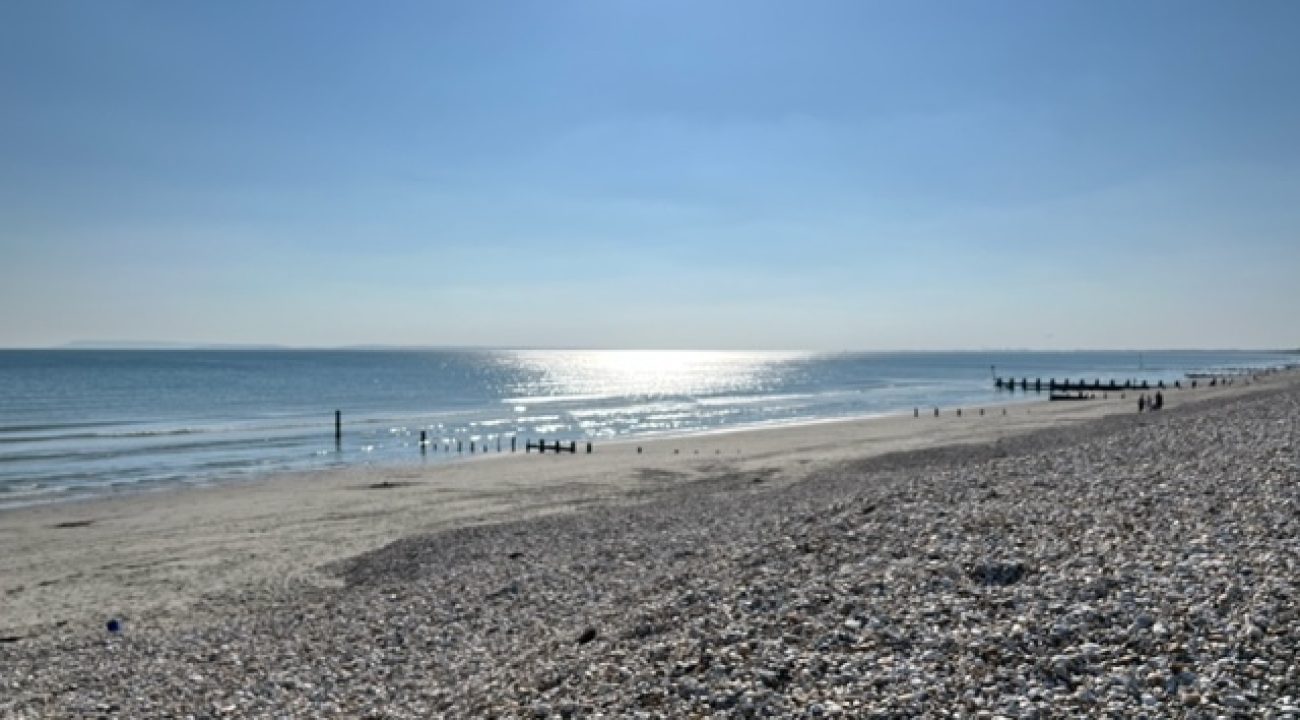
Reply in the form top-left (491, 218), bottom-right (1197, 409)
top-left (586, 442), bottom-right (592, 454)
top-left (334, 410), bottom-right (342, 445)
top-left (457, 440), bottom-right (463, 453)
top-left (511, 436), bottom-right (517, 452)
top-left (420, 430), bottom-right (427, 448)
top-left (914, 407), bottom-right (919, 418)
top-left (569, 440), bottom-right (576, 453)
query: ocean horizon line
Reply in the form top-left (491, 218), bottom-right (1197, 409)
top-left (7, 343), bottom-right (1298, 354)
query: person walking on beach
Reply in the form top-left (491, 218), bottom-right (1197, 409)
top-left (1138, 394), bottom-right (1146, 412)
top-left (1154, 391), bottom-right (1164, 411)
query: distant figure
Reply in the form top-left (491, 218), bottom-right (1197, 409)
top-left (1192, 380), bottom-right (1198, 389)
top-left (933, 407), bottom-right (939, 417)
top-left (1138, 395), bottom-right (1146, 412)
top-left (1154, 391), bottom-right (1164, 410)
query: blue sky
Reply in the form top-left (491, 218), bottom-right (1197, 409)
top-left (2, 0), bottom-right (1298, 350)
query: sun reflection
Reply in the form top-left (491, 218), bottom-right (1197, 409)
top-left (505, 350), bottom-right (809, 400)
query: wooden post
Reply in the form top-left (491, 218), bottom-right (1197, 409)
top-left (512, 437), bottom-right (517, 452)
top-left (538, 438), bottom-right (545, 454)
top-left (569, 440), bottom-right (576, 453)
top-left (420, 430), bottom-right (427, 447)
top-left (586, 442), bottom-right (592, 454)
top-left (334, 410), bottom-right (342, 444)
top-left (914, 407), bottom-right (919, 418)
top-left (457, 440), bottom-right (462, 453)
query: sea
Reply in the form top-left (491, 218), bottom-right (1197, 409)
top-left (0, 349), bottom-right (1292, 508)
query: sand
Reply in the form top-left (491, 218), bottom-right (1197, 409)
top-left (0, 376), bottom-right (1277, 636)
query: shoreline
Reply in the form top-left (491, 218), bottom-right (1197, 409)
top-left (0, 370), bottom-right (1292, 636)
top-left (0, 391), bottom-right (1053, 514)
top-left (4, 356), bottom-right (1286, 514)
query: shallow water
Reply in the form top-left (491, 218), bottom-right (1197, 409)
top-left (0, 348), bottom-right (1288, 506)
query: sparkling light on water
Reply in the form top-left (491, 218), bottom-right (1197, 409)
top-left (502, 350), bottom-right (810, 402)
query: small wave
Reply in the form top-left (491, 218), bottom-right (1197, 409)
top-left (500, 393), bottom-right (620, 405)
top-left (695, 392), bottom-right (816, 407)
top-left (0, 420), bottom-right (127, 434)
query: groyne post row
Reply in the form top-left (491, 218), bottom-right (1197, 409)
top-left (332, 412), bottom-right (594, 455)
top-left (993, 377), bottom-right (1176, 392)
top-left (914, 406), bottom-right (1008, 418)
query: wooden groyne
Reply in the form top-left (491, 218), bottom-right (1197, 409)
top-left (994, 377), bottom-right (1169, 393)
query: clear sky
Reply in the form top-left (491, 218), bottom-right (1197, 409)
top-left (2, 0), bottom-right (1297, 350)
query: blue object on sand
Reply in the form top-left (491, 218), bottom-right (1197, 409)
top-left (106, 619), bottom-right (121, 633)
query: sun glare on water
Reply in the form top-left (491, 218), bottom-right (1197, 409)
top-left (504, 350), bottom-right (808, 401)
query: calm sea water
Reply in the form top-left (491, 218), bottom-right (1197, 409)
top-left (0, 349), bottom-right (1290, 507)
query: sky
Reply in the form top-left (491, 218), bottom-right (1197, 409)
top-left (1, 0), bottom-right (1298, 351)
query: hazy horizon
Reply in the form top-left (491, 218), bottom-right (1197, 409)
top-left (4, 1), bottom-right (1299, 351)
top-left (4, 341), bottom-right (1294, 354)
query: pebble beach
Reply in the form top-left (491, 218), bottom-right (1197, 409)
top-left (2, 377), bottom-right (1298, 718)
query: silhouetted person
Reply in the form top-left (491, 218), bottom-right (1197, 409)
top-left (1154, 391), bottom-right (1164, 410)
top-left (1138, 395), bottom-right (1146, 412)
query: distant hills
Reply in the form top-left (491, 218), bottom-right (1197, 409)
top-left (61, 341), bottom-right (288, 350)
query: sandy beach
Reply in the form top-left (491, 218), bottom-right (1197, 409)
top-left (2, 372), bottom-right (1296, 717)
top-left (0, 380), bottom-right (1255, 637)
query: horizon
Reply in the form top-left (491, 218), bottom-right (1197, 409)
top-left (3, 342), bottom-right (1296, 354)
top-left (3, 1), bottom-right (1299, 350)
